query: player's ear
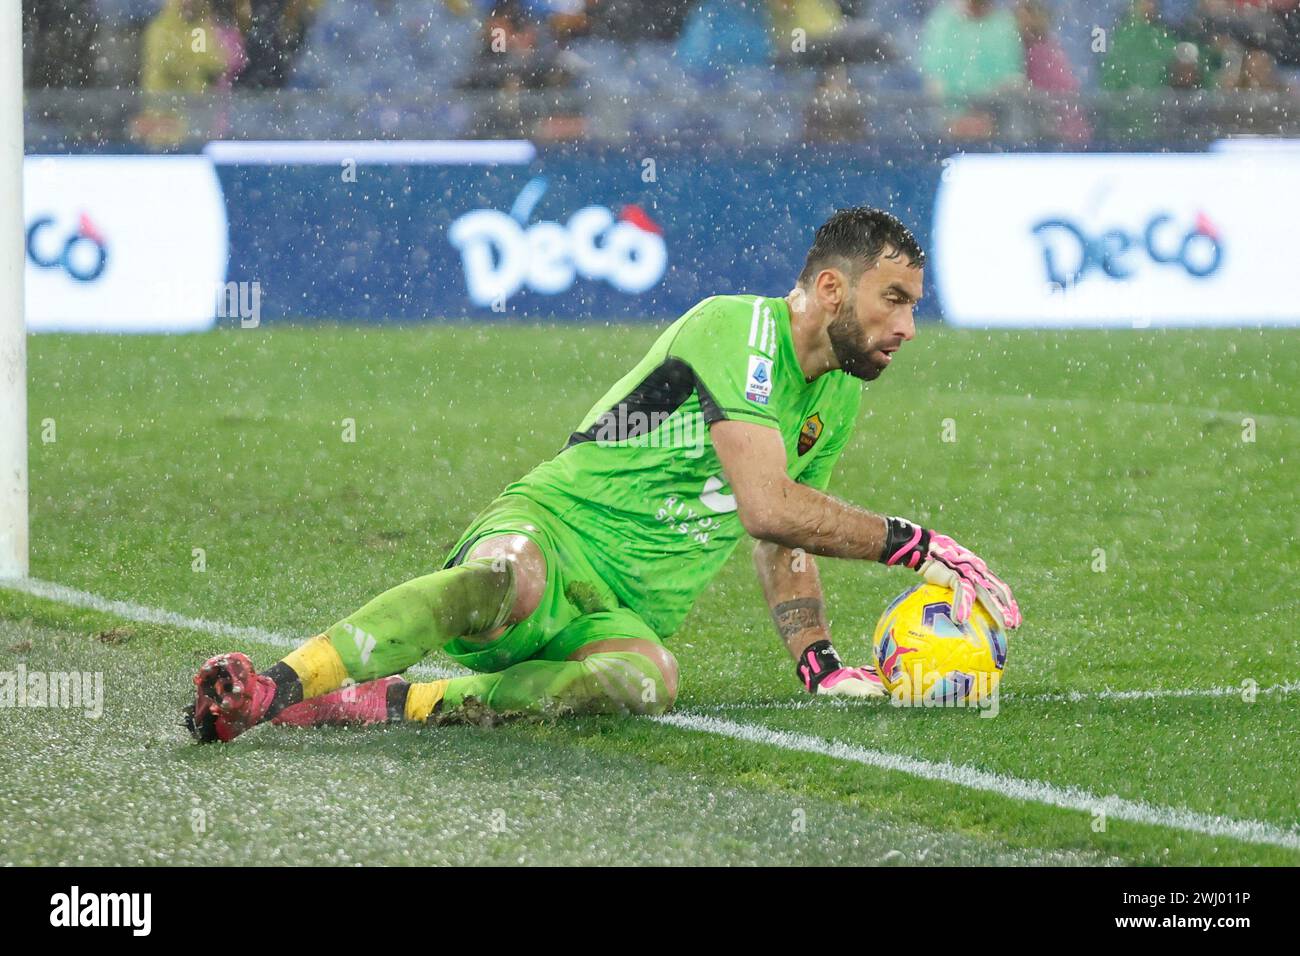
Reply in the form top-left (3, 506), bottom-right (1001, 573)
top-left (814, 267), bottom-right (846, 311)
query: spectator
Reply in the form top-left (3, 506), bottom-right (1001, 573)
top-left (525, 0), bottom-right (592, 42)
top-left (294, 1), bottom-right (477, 94)
top-left (23, 0), bottom-right (101, 88)
top-left (919, 0), bottom-right (1024, 98)
top-left (1235, 43), bottom-right (1287, 88)
top-left (1167, 38), bottom-right (1208, 86)
top-left (1185, 0), bottom-right (1292, 78)
top-left (1186, 12), bottom-right (1246, 87)
top-left (1099, 0), bottom-right (1182, 140)
top-left (136, 0), bottom-right (229, 146)
top-left (803, 64), bottom-right (867, 140)
top-left (212, 0), bottom-right (250, 90)
top-left (677, 0), bottom-right (774, 76)
top-left (1215, 43), bottom-right (1291, 132)
top-left (458, 1), bottom-right (584, 138)
top-left (768, 0), bottom-right (892, 68)
top-left (1276, 1), bottom-right (1300, 68)
top-left (918, 0), bottom-right (1025, 139)
top-left (461, 1), bottom-right (572, 90)
top-left (1015, 0), bottom-right (1091, 142)
top-left (238, 0), bottom-right (321, 89)
top-left (1101, 0), bottom-right (1179, 90)
top-left (209, 0), bottom-right (249, 136)
top-left (140, 1), bottom-right (230, 93)
top-left (769, 0), bottom-right (843, 56)
top-left (590, 0), bottom-right (690, 41)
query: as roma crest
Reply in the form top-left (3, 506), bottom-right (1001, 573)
top-left (797, 413), bottom-right (824, 456)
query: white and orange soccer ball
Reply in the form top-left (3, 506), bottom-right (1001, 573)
top-left (871, 583), bottom-right (1008, 706)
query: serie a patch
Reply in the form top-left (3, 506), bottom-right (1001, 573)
top-left (745, 355), bottom-right (773, 405)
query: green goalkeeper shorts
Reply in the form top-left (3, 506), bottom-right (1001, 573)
top-left (441, 493), bottom-right (663, 673)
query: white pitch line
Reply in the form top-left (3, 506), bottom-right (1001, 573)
top-left (0, 576), bottom-right (460, 679)
top-left (5, 576), bottom-right (1299, 851)
top-left (11, 577), bottom-right (1286, 709)
top-left (654, 712), bottom-right (1300, 852)
top-left (694, 679), bottom-right (1300, 713)
top-left (957, 392), bottom-right (1300, 428)
top-left (1010, 681), bottom-right (1300, 704)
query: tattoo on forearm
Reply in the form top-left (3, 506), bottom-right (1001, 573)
top-left (772, 597), bottom-right (826, 641)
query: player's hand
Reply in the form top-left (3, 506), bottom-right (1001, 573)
top-left (797, 640), bottom-right (887, 698)
top-left (880, 517), bottom-right (1022, 631)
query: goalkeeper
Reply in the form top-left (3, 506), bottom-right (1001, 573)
top-left (186, 207), bottom-right (1020, 742)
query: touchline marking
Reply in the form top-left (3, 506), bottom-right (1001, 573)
top-left (956, 392), bottom-right (1300, 428)
top-left (3, 577), bottom-right (1293, 703)
top-left (0, 577), bottom-right (462, 679)
top-left (1011, 681), bottom-right (1300, 704)
top-left (10, 578), bottom-right (1283, 708)
top-left (695, 679), bottom-right (1300, 713)
top-left (654, 712), bottom-right (1300, 852)
top-left (5, 577), bottom-right (1299, 850)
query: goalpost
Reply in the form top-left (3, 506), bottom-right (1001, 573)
top-left (0, 0), bottom-right (28, 579)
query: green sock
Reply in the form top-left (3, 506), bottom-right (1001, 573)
top-left (326, 557), bottom-right (515, 681)
top-left (442, 651), bottom-right (670, 718)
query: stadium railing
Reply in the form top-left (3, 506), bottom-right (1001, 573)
top-left (23, 86), bottom-right (1300, 151)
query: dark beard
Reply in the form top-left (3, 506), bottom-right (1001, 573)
top-left (827, 303), bottom-right (882, 381)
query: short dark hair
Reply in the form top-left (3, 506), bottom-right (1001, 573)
top-left (797, 206), bottom-right (926, 287)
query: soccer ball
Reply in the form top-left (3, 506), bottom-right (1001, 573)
top-left (871, 583), bottom-right (1007, 706)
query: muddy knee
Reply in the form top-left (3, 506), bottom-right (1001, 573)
top-left (462, 535), bottom-right (547, 642)
top-left (573, 639), bottom-right (678, 715)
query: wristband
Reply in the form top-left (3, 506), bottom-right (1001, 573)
top-left (881, 516), bottom-right (931, 568)
top-left (796, 639), bottom-right (843, 693)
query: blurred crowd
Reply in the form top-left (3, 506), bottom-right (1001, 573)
top-left (21, 0), bottom-right (1300, 145)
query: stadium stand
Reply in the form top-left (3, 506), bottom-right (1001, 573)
top-left (19, 0), bottom-right (1300, 147)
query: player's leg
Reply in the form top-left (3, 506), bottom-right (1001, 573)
top-left (272, 615), bottom-right (678, 727)
top-left (186, 534), bottom-right (545, 742)
top-left (273, 638), bottom-right (677, 727)
top-left (411, 637), bottom-right (678, 719)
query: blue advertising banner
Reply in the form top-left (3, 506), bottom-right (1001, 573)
top-left (26, 144), bottom-right (1300, 330)
top-left (217, 147), bottom-right (941, 324)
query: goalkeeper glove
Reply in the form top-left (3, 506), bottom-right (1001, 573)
top-left (881, 516), bottom-right (1022, 630)
top-left (797, 640), bottom-right (886, 698)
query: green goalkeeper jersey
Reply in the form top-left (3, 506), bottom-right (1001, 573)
top-left (501, 294), bottom-right (862, 638)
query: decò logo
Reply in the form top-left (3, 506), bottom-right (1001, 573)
top-left (1031, 211), bottom-right (1224, 289)
top-left (26, 212), bottom-right (110, 282)
top-left (449, 177), bottom-right (668, 307)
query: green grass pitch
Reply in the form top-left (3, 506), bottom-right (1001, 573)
top-left (1, 323), bottom-right (1297, 866)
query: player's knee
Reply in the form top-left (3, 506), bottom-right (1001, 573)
top-left (466, 534), bottom-right (547, 625)
top-left (633, 645), bottom-right (678, 715)
top-left (575, 640), bottom-right (678, 715)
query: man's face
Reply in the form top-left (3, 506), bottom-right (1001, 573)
top-left (825, 253), bottom-right (922, 382)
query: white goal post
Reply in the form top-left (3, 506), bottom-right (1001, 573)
top-left (0, 0), bottom-right (28, 578)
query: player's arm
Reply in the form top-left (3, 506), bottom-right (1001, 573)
top-left (712, 419), bottom-right (1021, 629)
top-left (713, 419), bottom-right (886, 558)
top-left (753, 540), bottom-right (883, 698)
